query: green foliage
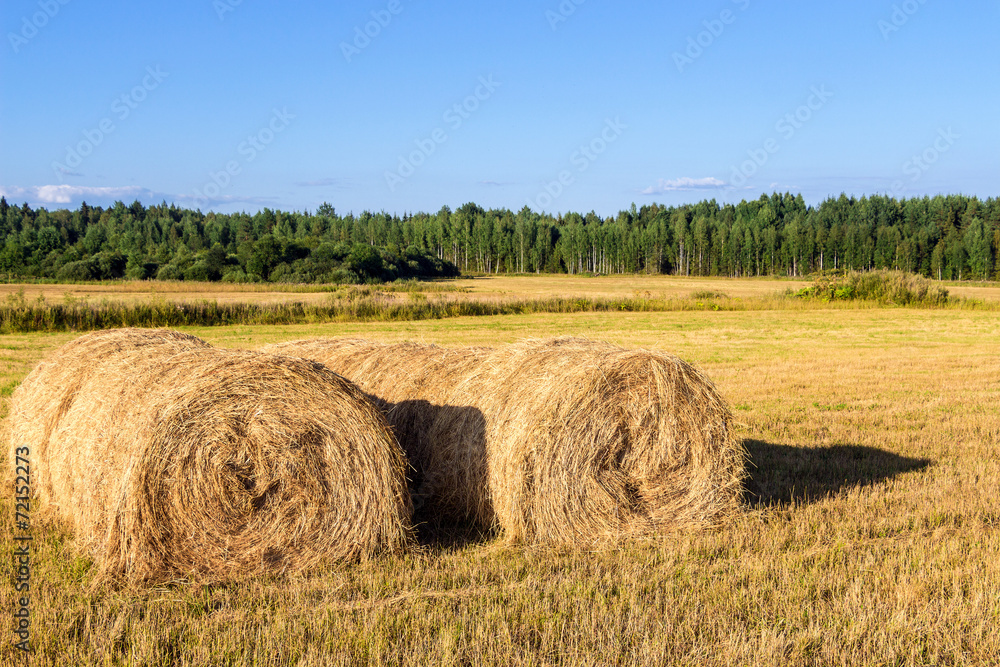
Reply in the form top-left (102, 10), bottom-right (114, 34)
top-left (184, 261), bottom-right (220, 282)
top-left (125, 252), bottom-right (158, 280)
top-left (221, 269), bottom-right (251, 283)
top-left (53, 252), bottom-right (126, 281)
top-left (91, 252), bottom-right (126, 279)
top-left (56, 259), bottom-right (97, 282)
top-left (0, 194), bottom-right (998, 283)
top-left (347, 244), bottom-right (385, 281)
top-left (796, 270), bottom-right (951, 306)
top-left (247, 234), bottom-right (282, 278)
top-left (156, 264), bottom-right (183, 281)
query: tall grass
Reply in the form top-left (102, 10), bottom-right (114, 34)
top-left (0, 294), bottom-right (661, 333)
top-left (2, 285), bottom-right (996, 333)
top-left (794, 270), bottom-right (951, 306)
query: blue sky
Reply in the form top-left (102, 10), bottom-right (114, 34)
top-left (1, 0), bottom-right (997, 216)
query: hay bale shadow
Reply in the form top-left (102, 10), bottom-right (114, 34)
top-left (412, 516), bottom-right (496, 551)
top-left (743, 439), bottom-right (932, 507)
top-left (383, 400), bottom-right (496, 549)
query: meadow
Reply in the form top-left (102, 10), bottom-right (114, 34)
top-left (3, 274), bottom-right (998, 305)
top-left (2, 276), bottom-right (999, 666)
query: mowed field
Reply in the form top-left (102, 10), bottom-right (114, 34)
top-left (2, 274), bottom-right (998, 310)
top-left (0, 274), bottom-right (814, 307)
top-left (2, 277), bottom-right (999, 666)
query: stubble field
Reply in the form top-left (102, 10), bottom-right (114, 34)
top-left (2, 276), bottom-right (999, 666)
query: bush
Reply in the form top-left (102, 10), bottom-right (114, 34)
top-left (156, 264), bottom-right (184, 281)
top-left (347, 244), bottom-right (385, 281)
top-left (268, 263), bottom-right (294, 283)
top-left (91, 252), bottom-right (127, 279)
top-left (221, 269), bottom-right (251, 284)
top-left (796, 270), bottom-right (950, 306)
top-left (328, 268), bottom-right (361, 284)
top-left (184, 261), bottom-right (221, 282)
top-left (311, 242), bottom-right (349, 271)
top-left (56, 259), bottom-right (97, 282)
top-left (126, 261), bottom-right (159, 281)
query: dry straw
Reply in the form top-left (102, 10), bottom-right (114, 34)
top-left (7, 328), bottom-right (412, 584)
top-left (264, 337), bottom-right (745, 544)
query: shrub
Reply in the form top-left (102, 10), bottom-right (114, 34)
top-left (126, 261), bottom-right (159, 281)
top-left (328, 268), bottom-right (361, 284)
top-left (91, 252), bottom-right (127, 279)
top-left (184, 261), bottom-right (221, 282)
top-left (156, 264), bottom-right (184, 281)
top-left (796, 270), bottom-right (950, 306)
top-left (56, 259), bottom-right (97, 282)
top-left (221, 269), bottom-right (251, 284)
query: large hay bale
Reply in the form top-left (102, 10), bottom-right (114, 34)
top-left (7, 329), bottom-right (413, 583)
top-left (6, 328), bottom-right (211, 508)
top-left (261, 338), bottom-right (489, 511)
top-left (264, 337), bottom-right (745, 544)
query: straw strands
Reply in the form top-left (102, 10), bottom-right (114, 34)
top-left (7, 329), bottom-right (412, 584)
top-left (264, 337), bottom-right (745, 544)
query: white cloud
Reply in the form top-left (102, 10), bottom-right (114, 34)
top-left (295, 177), bottom-right (350, 188)
top-left (0, 185), bottom-right (148, 204)
top-left (640, 177), bottom-right (727, 195)
top-left (35, 185), bottom-right (147, 204)
top-left (174, 193), bottom-right (280, 209)
top-left (0, 185), bottom-right (278, 212)
top-left (0, 186), bottom-right (31, 200)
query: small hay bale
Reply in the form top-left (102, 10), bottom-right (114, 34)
top-left (264, 337), bottom-right (745, 544)
top-left (7, 329), bottom-right (412, 583)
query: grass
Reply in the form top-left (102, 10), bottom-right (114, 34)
top-left (794, 270), bottom-right (951, 306)
top-left (2, 279), bottom-right (1000, 665)
top-left (2, 274), bottom-right (998, 334)
top-left (3, 273), bottom-right (998, 305)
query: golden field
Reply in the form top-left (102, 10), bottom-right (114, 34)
top-left (2, 276), bottom-right (999, 666)
top-left (3, 274), bottom-right (999, 305)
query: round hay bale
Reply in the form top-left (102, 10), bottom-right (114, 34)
top-left (7, 329), bottom-right (413, 583)
top-left (262, 338), bottom-right (489, 511)
top-left (5, 328), bottom-right (210, 508)
top-left (263, 337), bottom-right (745, 544)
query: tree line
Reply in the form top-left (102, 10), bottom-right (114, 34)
top-left (0, 193), bottom-right (998, 283)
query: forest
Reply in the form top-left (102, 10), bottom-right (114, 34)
top-left (0, 192), bottom-right (997, 283)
